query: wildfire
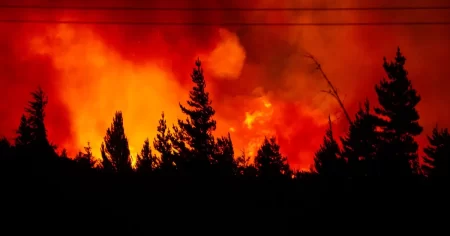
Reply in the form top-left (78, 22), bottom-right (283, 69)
top-left (2, 0), bottom-right (446, 171)
top-left (28, 24), bottom-right (188, 160)
top-left (25, 23), bottom-right (281, 164)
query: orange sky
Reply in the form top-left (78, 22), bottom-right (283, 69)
top-left (1, 0), bottom-right (450, 170)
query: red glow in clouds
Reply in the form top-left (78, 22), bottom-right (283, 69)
top-left (1, 0), bottom-right (450, 170)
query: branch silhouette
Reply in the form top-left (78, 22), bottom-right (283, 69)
top-left (305, 53), bottom-right (352, 124)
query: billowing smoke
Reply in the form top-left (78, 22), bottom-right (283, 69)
top-left (1, 0), bottom-right (449, 169)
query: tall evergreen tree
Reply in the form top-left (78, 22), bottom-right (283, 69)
top-left (374, 47), bottom-right (423, 176)
top-left (422, 126), bottom-right (450, 178)
top-left (254, 136), bottom-right (290, 178)
top-left (178, 59), bottom-right (216, 172)
top-left (153, 112), bottom-right (175, 172)
top-left (136, 138), bottom-right (157, 173)
top-left (314, 116), bottom-right (346, 176)
top-left (15, 115), bottom-right (33, 149)
top-left (341, 99), bottom-right (380, 177)
top-left (100, 111), bottom-right (132, 173)
top-left (213, 133), bottom-right (236, 176)
top-left (25, 87), bottom-right (50, 147)
top-left (15, 87), bottom-right (55, 157)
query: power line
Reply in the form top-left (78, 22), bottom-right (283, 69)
top-left (1, 5), bottom-right (450, 11)
top-left (0, 19), bottom-right (449, 26)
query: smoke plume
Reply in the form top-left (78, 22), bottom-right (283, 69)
top-left (1, 0), bottom-right (449, 169)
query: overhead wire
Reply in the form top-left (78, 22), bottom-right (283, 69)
top-left (0, 4), bottom-right (449, 26)
top-left (0, 20), bottom-right (449, 26)
top-left (1, 5), bottom-right (450, 11)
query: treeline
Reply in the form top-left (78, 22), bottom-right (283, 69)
top-left (0, 47), bottom-right (449, 180)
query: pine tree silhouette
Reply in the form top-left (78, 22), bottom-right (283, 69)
top-left (341, 99), bottom-right (380, 177)
top-left (314, 116), bottom-right (346, 176)
top-left (375, 47), bottom-right (423, 176)
top-left (213, 133), bottom-right (236, 176)
top-left (15, 114), bottom-right (33, 150)
top-left (100, 143), bottom-right (113, 173)
top-left (26, 88), bottom-right (48, 143)
top-left (100, 111), bottom-right (132, 173)
top-left (254, 136), bottom-right (291, 179)
top-left (75, 142), bottom-right (96, 169)
top-left (136, 138), bottom-right (157, 173)
top-left (169, 124), bottom-right (189, 172)
top-left (236, 151), bottom-right (257, 177)
top-left (178, 59), bottom-right (216, 173)
top-left (422, 126), bottom-right (450, 178)
top-left (15, 87), bottom-right (56, 159)
top-left (153, 112), bottom-right (175, 173)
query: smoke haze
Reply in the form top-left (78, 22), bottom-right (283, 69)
top-left (1, 0), bottom-right (449, 169)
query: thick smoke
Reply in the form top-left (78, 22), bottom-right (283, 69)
top-left (1, 0), bottom-right (449, 169)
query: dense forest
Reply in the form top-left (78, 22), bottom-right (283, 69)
top-left (0, 47), bottom-right (449, 232)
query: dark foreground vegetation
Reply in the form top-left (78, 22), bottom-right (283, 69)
top-left (1, 48), bottom-right (449, 232)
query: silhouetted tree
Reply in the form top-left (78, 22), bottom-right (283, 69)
top-left (27, 88), bottom-right (54, 151)
top-left (153, 112), bottom-right (175, 172)
top-left (75, 142), bottom-right (96, 169)
top-left (422, 126), bottom-right (450, 178)
top-left (101, 143), bottom-right (113, 173)
top-left (0, 137), bottom-right (10, 150)
top-left (314, 116), bottom-right (346, 176)
top-left (136, 138), bottom-right (157, 173)
top-left (294, 170), bottom-right (315, 181)
top-left (100, 111), bottom-right (132, 173)
top-left (60, 148), bottom-right (68, 159)
top-left (213, 133), bottom-right (236, 176)
top-left (236, 151), bottom-right (257, 177)
top-left (0, 137), bottom-right (12, 161)
top-left (15, 115), bottom-right (32, 150)
top-left (341, 99), bottom-right (380, 177)
top-left (15, 87), bottom-right (56, 158)
top-left (375, 47), bottom-right (423, 176)
top-left (178, 59), bottom-right (217, 173)
top-left (170, 124), bottom-right (189, 172)
top-left (254, 136), bottom-right (290, 179)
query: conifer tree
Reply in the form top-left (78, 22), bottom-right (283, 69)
top-left (254, 136), bottom-right (290, 178)
top-left (101, 143), bottom-right (113, 172)
top-left (15, 115), bottom-right (33, 149)
top-left (375, 48), bottom-right (423, 176)
top-left (25, 87), bottom-right (49, 147)
top-left (76, 142), bottom-right (96, 169)
top-left (341, 99), bottom-right (380, 177)
top-left (314, 116), bottom-right (346, 176)
top-left (213, 133), bottom-right (236, 176)
top-left (153, 112), bottom-right (175, 172)
top-left (178, 59), bottom-right (216, 171)
top-left (15, 87), bottom-right (55, 157)
top-left (236, 151), bottom-right (257, 177)
top-left (169, 124), bottom-right (189, 171)
top-left (422, 126), bottom-right (450, 178)
top-left (100, 111), bottom-right (132, 173)
top-left (136, 138), bottom-right (157, 173)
